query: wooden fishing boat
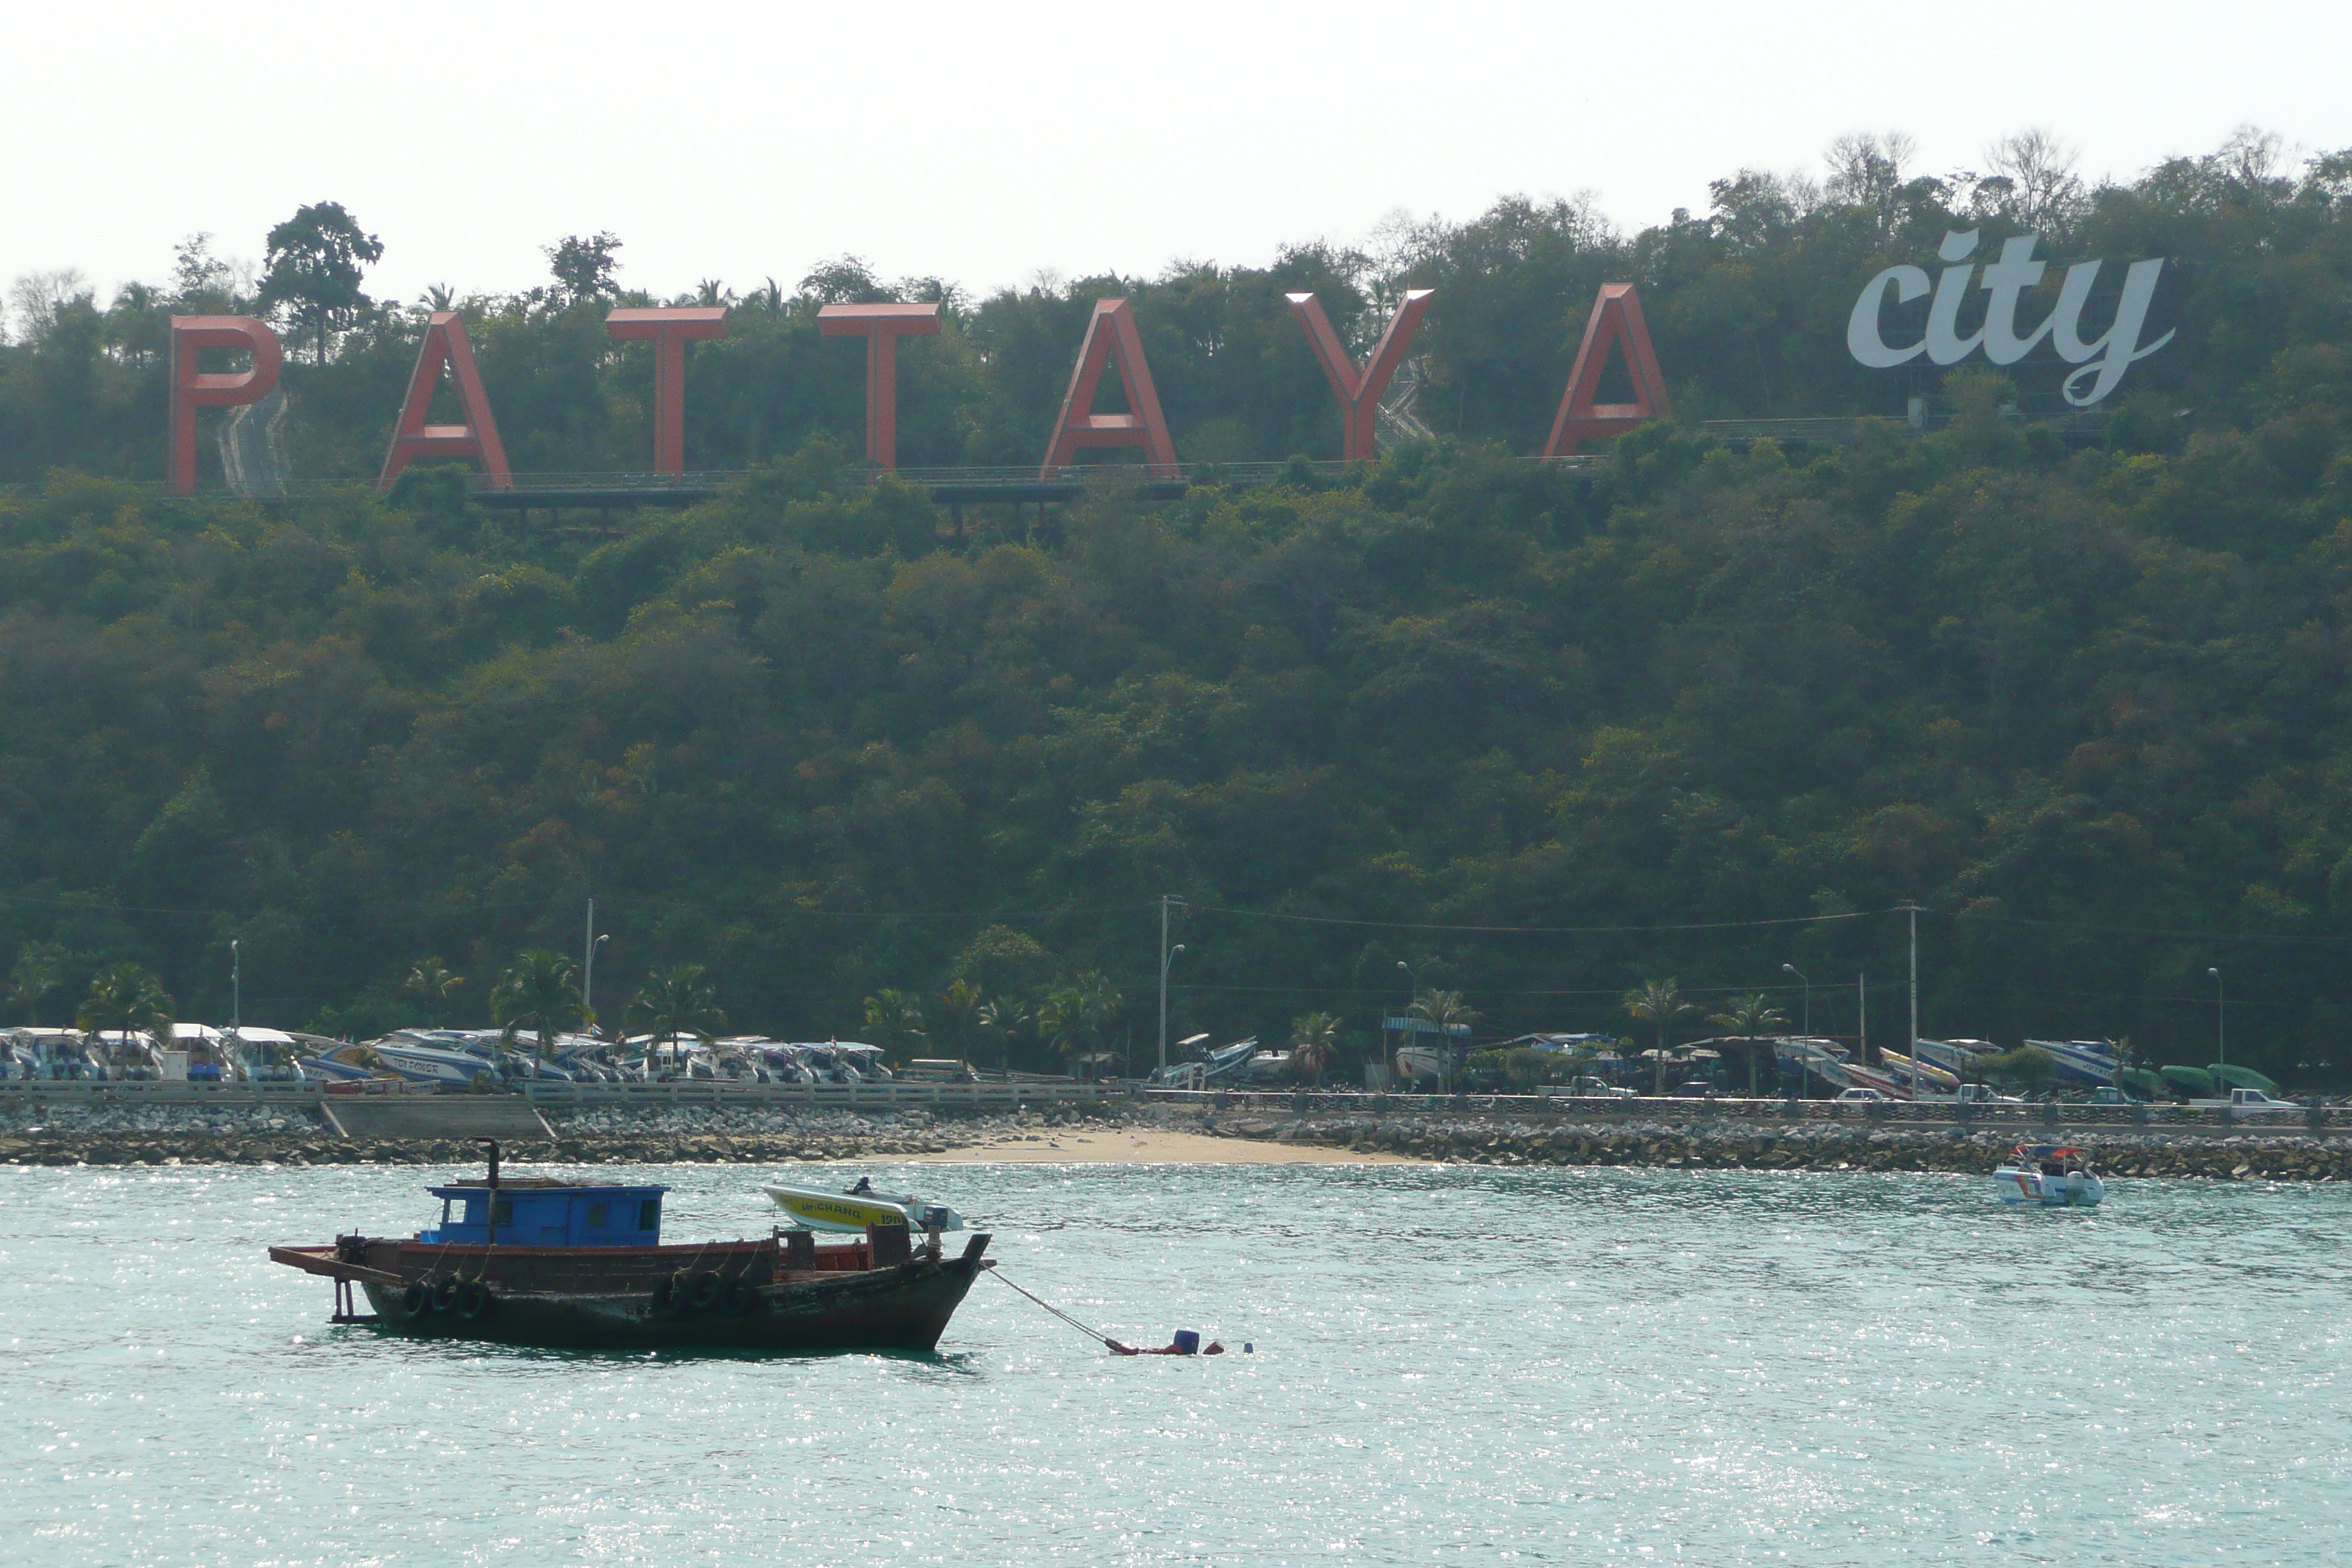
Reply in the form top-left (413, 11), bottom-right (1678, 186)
top-left (268, 1145), bottom-right (992, 1352)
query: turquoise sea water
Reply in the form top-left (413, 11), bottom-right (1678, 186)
top-left (2, 1158), bottom-right (2346, 1566)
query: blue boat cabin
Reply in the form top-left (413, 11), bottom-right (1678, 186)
top-left (418, 1178), bottom-right (668, 1246)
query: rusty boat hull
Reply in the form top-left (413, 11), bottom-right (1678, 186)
top-left (271, 1232), bottom-right (992, 1353)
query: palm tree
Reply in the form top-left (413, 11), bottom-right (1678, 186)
top-left (76, 962), bottom-right (175, 1060)
top-left (402, 955), bottom-right (465, 1027)
top-left (1291, 1011), bottom-right (1341, 1085)
top-left (1037, 984), bottom-right (1084, 1059)
top-left (8, 942), bottom-right (64, 1025)
top-left (1623, 979), bottom-right (1697, 1095)
top-left (862, 988), bottom-right (927, 1061)
top-left (1708, 992), bottom-right (1789, 1097)
top-left (976, 996), bottom-right (1030, 1074)
top-left (626, 963), bottom-right (725, 1071)
top-left (1406, 989), bottom-right (1480, 1092)
top-left (1075, 971), bottom-right (1123, 1052)
top-left (491, 949), bottom-right (586, 1060)
top-left (935, 978), bottom-right (982, 1060)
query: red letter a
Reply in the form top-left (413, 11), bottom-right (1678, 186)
top-left (378, 312), bottom-right (512, 489)
top-left (1542, 284), bottom-right (1673, 457)
top-left (1286, 290), bottom-right (1433, 461)
top-left (1041, 299), bottom-right (1177, 478)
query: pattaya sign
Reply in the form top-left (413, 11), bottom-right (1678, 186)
top-left (1846, 230), bottom-right (2173, 406)
top-left (162, 284), bottom-right (1674, 494)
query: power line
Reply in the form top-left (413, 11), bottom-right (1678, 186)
top-left (1195, 904), bottom-right (1871, 935)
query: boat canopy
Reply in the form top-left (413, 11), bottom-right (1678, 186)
top-left (421, 1180), bottom-right (669, 1248)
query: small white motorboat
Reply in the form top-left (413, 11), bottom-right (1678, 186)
top-left (764, 1180), bottom-right (967, 1235)
top-left (1994, 1145), bottom-right (2106, 1207)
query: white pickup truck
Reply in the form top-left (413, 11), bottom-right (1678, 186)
top-left (2190, 1087), bottom-right (2304, 1117)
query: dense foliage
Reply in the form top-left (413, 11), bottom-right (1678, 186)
top-left (4, 131), bottom-right (2351, 1084)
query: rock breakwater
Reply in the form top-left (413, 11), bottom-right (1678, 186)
top-left (1212, 1113), bottom-right (2352, 1181)
top-left (0, 1101), bottom-right (1118, 1168)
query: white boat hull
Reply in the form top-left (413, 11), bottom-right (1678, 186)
top-left (1994, 1167), bottom-right (2106, 1207)
top-left (764, 1185), bottom-right (966, 1235)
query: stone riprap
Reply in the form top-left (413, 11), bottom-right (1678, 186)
top-left (5, 1096), bottom-right (2349, 1180)
top-left (0, 1099), bottom-right (1113, 1167)
top-left (1204, 1112), bottom-right (2352, 1180)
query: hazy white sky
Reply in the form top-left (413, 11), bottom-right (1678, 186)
top-left (4, 0), bottom-right (2343, 312)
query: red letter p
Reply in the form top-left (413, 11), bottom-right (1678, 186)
top-left (169, 317), bottom-right (283, 495)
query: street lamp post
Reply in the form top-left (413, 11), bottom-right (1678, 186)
top-left (1157, 942), bottom-right (1186, 1073)
top-left (230, 940), bottom-right (241, 1032)
top-left (1782, 963), bottom-right (1810, 1036)
top-left (583, 897), bottom-right (610, 1038)
top-left (1396, 961), bottom-right (1416, 1088)
top-left (2208, 967), bottom-right (2225, 1067)
top-left (1156, 894), bottom-right (1187, 1071)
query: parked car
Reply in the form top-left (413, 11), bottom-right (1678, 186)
top-left (1671, 1079), bottom-right (1716, 1098)
top-left (2085, 1086), bottom-right (2141, 1106)
top-left (1834, 1087), bottom-right (1891, 1104)
top-left (1954, 1083), bottom-right (2024, 1104)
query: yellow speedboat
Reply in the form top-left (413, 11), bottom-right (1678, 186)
top-left (764, 1180), bottom-right (967, 1235)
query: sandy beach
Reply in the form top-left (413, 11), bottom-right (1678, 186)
top-left (870, 1128), bottom-right (1425, 1166)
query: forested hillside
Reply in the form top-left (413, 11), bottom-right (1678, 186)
top-left (2, 132), bottom-right (2351, 1083)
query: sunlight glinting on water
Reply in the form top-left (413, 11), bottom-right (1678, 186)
top-left (3, 1160), bottom-right (2345, 1565)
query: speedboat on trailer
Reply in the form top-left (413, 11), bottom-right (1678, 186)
top-left (2024, 1039), bottom-right (2122, 1088)
top-left (1994, 1145), bottom-right (2106, 1207)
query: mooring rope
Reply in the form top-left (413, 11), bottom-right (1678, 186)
top-left (989, 1269), bottom-right (1115, 1348)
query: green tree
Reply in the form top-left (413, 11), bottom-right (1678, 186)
top-left (8, 942), bottom-right (64, 1025)
top-left (1708, 992), bottom-right (1790, 1097)
top-left (76, 962), bottom-right (174, 1050)
top-left (1624, 979), bottom-right (1697, 1096)
top-left (491, 949), bottom-right (586, 1060)
top-left (626, 963), bottom-right (725, 1070)
top-left (863, 987), bottom-right (927, 1060)
top-left (257, 201), bottom-right (383, 363)
top-left (544, 232), bottom-right (622, 307)
top-left (1290, 1010), bottom-right (1340, 1085)
top-left (402, 956), bottom-right (465, 1028)
top-left (1982, 1044), bottom-right (2058, 1095)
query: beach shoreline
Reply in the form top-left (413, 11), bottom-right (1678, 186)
top-left (862, 1127), bottom-right (1423, 1165)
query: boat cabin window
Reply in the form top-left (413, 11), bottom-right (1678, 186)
top-left (493, 1198), bottom-right (513, 1225)
top-left (638, 1198), bottom-right (660, 1230)
top-left (587, 1202), bottom-right (608, 1228)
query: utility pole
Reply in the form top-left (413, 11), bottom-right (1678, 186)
top-left (2208, 967), bottom-right (2225, 1066)
top-left (1858, 973), bottom-right (1866, 1060)
top-left (1903, 903), bottom-right (1921, 1064)
top-left (1156, 894), bottom-right (1187, 1072)
top-left (230, 940), bottom-right (241, 1032)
